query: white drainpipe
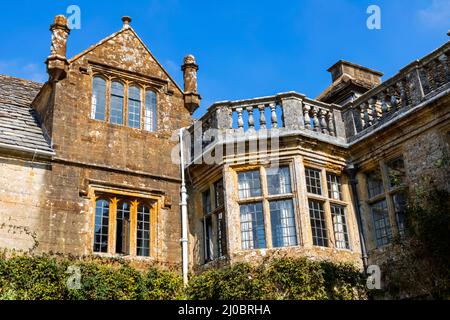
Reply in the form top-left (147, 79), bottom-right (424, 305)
top-left (179, 128), bottom-right (189, 286)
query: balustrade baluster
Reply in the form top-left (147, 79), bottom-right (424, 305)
top-left (236, 107), bottom-right (244, 130)
top-left (303, 104), bottom-right (311, 130)
top-left (247, 106), bottom-right (255, 130)
top-left (369, 98), bottom-right (377, 124)
top-left (270, 104), bottom-right (278, 128)
top-left (312, 106), bottom-right (319, 132)
top-left (319, 108), bottom-right (328, 134)
top-left (327, 111), bottom-right (335, 136)
top-left (258, 105), bottom-right (266, 129)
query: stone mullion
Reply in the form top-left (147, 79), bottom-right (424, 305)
top-left (259, 166), bottom-right (272, 249)
top-left (105, 77), bottom-right (112, 122)
top-left (89, 193), bottom-right (98, 254)
top-left (356, 172), bottom-right (376, 251)
top-left (130, 200), bottom-right (139, 257)
top-left (123, 81), bottom-right (129, 126)
top-left (321, 168), bottom-right (335, 248)
top-left (340, 175), bottom-right (357, 252)
top-left (150, 200), bottom-right (158, 258)
top-left (294, 156), bottom-right (312, 247)
top-left (108, 197), bottom-right (118, 254)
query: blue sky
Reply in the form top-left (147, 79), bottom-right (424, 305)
top-left (0, 0), bottom-right (449, 118)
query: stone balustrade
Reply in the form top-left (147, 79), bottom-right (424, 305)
top-left (186, 93), bottom-right (345, 163)
top-left (344, 41), bottom-right (450, 138)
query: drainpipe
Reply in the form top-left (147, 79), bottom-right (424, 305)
top-left (179, 128), bottom-right (189, 286)
top-left (345, 163), bottom-right (369, 269)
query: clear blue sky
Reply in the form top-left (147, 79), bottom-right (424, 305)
top-left (0, 0), bottom-right (449, 118)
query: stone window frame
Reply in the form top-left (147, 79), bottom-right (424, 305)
top-left (304, 164), bottom-right (352, 251)
top-left (89, 71), bottom-right (159, 132)
top-left (234, 163), bottom-right (300, 251)
top-left (363, 155), bottom-right (408, 249)
top-left (200, 178), bottom-right (227, 264)
top-left (89, 186), bottom-right (161, 259)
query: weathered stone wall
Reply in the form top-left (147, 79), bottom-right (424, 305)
top-left (0, 24), bottom-right (191, 267)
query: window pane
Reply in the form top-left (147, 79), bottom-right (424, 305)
top-left (136, 205), bottom-right (151, 256)
top-left (305, 168), bottom-right (322, 195)
top-left (202, 189), bottom-right (211, 214)
top-left (270, 199), bottom-right (297, 247)
top-left (116, 202), bottom-right (130, 254)
top-left (266, 166), bottom-right (292, 195)
top-left (331, 204), bottom-right (350, 249)
top-left (93, 199), bottom-right (109, 253)
top-left (308, 200), bottom-right (328, 247)
top-left (367, 170), bottom-right (384, 198)
top-left (393, 192), bottom-right (407, 237)
top-left (144, 90), bottom-right (157, 131)
top-left (128, 86), bottom-right (141, 128)
top-left (91, 77), bottom-right (106, 120)
top-left (371, 200), bottom-right (392, 247)
top-left (217, 211), bottom-right (227, 257)
top-left (238, 170), bottom-right (261, 199)
top-left (214, 179), bottom-right (224, 208)
top-left (203, 216), bottom-right (213, 262)
top-left (387, 157), bottom-right (406, 189)
top-left (327, 173), bottom-right (342, 200)
top-left (240, 202), bottom-right (265, 249)
top-left (110, 81), bottom-right (124, 125)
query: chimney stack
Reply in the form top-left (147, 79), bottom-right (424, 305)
top-left (181, 55), bottom-right (201, 114)
top-left (46, 15), bottom-right (70, 82)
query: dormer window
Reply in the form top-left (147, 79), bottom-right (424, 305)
top-left (90, 74), bottom-right (158, 132)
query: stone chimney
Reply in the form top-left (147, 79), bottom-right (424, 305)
top-left (46, 15), bottom-right (70, 82)
top-left (181, 55), bottom-right (201, 114)
top-left (327, 60), bottom-right (383, 87)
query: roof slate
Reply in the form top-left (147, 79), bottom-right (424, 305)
top-left (0, 74), bottom-right (54, 155)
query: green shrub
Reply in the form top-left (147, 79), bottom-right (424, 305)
top-left (187, 257), bottom-right (366, 300)
top-left (0, 254), bottom-right (366, 300)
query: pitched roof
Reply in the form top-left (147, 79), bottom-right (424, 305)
top-left (0, 74), bottom-right (54, 156)
top-left (69, 25), bottom-right (184, 94)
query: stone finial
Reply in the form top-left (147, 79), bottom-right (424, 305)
top-left (46, 15), bottom-right (70, 82)
top-left (181, 54), bottom-right (201, 114)
top-left (122, 16), bottom-right (132, 28)
top-left (447, 30), bottom-right (450, 36)
top-left (183, 54), bottom-right (196, 65)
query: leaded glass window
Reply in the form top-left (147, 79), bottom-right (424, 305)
top-left (327, 173), bottom-right (342, 200)
top-left (270, 199), bottom-right (297, 247)
top-left (110, 81), bottom-right (124, 125)
top-left (371, 200), bottom-right (392, 247)
top-left (91, 76), bottom-right (106, 120)
top-left (238, 170), bottom-right (261, 199)
top-left (144, 90), bottom-right (157, 131)
top-left (116, 202), bottom-right (130, 254)
top-left (93, 199), bottom-right (109, 253)
top-left (266, 166), bottom-right (292, 195)
top-left (137, 205), bottom-right (150, 257)
top-left (305, 168), bottom-right (322, 195)
top-left (240, 202), bottom-right (266, 250)
top-left (331, 204), bottom-right (350, 249)
top-left (128, 86), bottom-right (141, 128)
top-left (309, 200), bottom-right (328, 247)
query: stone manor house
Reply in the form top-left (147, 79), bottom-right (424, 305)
top-left (0, 16), bottom-right (449, 272)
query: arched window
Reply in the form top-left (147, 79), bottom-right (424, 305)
top-left (128, 86), bottom-right (141, 128)
top-left (136, 204), bottom-right (151, 257)
top-left (144, 90), bottom-right (157, 132)
top-left (93, 199), bottom-right (109, 253)
top-left (116, 202), bottom-right (131, 254)
top-left (91, 76), bottom-right (106, 120)
top-left (110, 81), bottom-right (124, 125)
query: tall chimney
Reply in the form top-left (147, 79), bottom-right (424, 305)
top-left (181, 54), bottom-right (201, 114)
top-left (46, 15), bottom-right (70, 82)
